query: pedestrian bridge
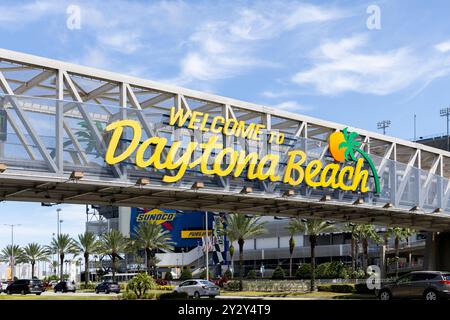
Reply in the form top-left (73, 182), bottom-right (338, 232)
top-left (1, 48), bottom-right (450, 231)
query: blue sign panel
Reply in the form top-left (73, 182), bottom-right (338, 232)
top-left (130, 208), bottom-right (214, 248)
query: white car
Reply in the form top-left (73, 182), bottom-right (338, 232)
top-left (173, 279), bottom-right (220, 298)
top-left (0, 281), bottom-right (9, 293)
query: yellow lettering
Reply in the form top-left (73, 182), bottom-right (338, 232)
top-left (234, 151), bottom-right (259, 179)
top-left (224, 119), bottom-right (238, 136)
top-left (210, 116), bottom-right (224, 134)
top-left (212, 147), bottom-right (237, 176)
top-left (188, 111), bottom-right (202, 129)
top-left (283, 151), bottom-right (306, 186)
top-left (235, 122), bottom-right (256, 139)
top-left (352, 158), bottom-right (369, 192)
top-left (168, 106), bottom-right (192, 127)
top-left (255, 154), bottom-right (280, 181)
top-left (105, 120), bottom-right (142, 164)
top-left (337, 166), bottom-right (355, 191)
top-left (320, 163), bottom-right (340, 188)
top-left (135, 137), bottom-right (168, 169)
top-left (304, 160), bottom-right (322, 188)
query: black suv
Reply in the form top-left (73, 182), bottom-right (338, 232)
top-left (54, 281), bottom-right (76, 293)
top-left (6, 279), bottom-right (44, 295)
top-left (377, 271), bottom-right (450, 300)
top-left (95, 281), bottom-right (120, 294)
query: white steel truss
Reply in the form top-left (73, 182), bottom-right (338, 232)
top-left (0, 48), bottom-right (449, 231)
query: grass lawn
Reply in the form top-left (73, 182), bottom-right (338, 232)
top-left (221, 291), bottom-right (376, 300)
top-left (0, 294), bottom-right (118, 300)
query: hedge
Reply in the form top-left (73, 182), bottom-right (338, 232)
top-left (317, 284), bottom-right (355, 293)
top-left (354, 283), bottom-right (375, 294)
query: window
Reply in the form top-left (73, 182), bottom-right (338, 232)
top-left (411, 273), bottom-right (438, 281)
top-left (442, 274), bottom-right (450, 281)
top-left (396, 275), bottom-right (413, 284)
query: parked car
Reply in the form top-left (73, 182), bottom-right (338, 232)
top-left (5, 279), bottom-right (44, 295)
top-left (173, 279), bottom-right (220, 298)
top-left (54, 281), bottom-right (76, 293)
top-left (0, 280), bottom-right (10, 293)
top-left (377, 271), bottom-right (450, 300)
top-left (95, 281), bottom-right (120, 294)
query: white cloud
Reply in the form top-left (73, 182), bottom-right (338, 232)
top-left (292, 35), bottom-right (450, 95)
top-left (272, 100), bottom-right (310, 112)
top-left (175, 2), bottom-right (346, 83)
top-left (0, 1), bottom-right (64, 24)
top-left (435, 40), bottom-right (450, 53)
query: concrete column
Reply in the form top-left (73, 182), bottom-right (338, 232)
top-left (424, 232), bottom-right (450, 271)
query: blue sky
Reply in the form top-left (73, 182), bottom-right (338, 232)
top-left (1, 0), bottom-right (450, 251)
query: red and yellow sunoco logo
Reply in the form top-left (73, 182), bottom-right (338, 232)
top-left (136, 209), bottom-right (176, 225)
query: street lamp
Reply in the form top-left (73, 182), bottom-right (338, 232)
top-left (56, 208), bottom-right (62, 236)
top-left (4, 224), bottom-right (21, 281)
top-left (59, 219), bottom-right (63, 235)
top-left (440, 108), bottom-right (450, 151)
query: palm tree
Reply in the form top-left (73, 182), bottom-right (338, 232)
top-left (75, 232), bottom-right (100, 287)
top-left (23, 243), bottom-right (48, 278)
top-left (98, 230), bottom-right (128, 282)
top-left (286, 221), bottom-right (298, 277)
top-left (290, 218), bottom-right (334, 292)
top-left (387, 227), bottom-right (414, 278)
top-left (227, 235), bottom-right (236, 278)
top-left (51, 260), bottom-right (58, 276)
top-left (133, 222), bottom-right (175, 277)
top-left (0, 244), bottom-right (25, 279)
top-left (47, 234), bottom-right (79, 281)
top-left (338, 128), bottom-right (381, 194)
top-left (344, 223), bottom-right (358, 273)
top-left (225, 214), bottom-right (266, 291)
top-left (354, 224), bottom-right (381, 274)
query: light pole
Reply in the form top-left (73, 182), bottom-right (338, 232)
top-left (59, 219), bottom-right (63, 235)
top-left (56, 208), bottom-right (62, 236)
top-left (205, 211), bottom-right (209, 281)
top-left (440, 108), bottom-right (450, 151)
top-left (377, 120), bottom-right (391, 135)
top-left (4, 224), bottom-right (21, 281)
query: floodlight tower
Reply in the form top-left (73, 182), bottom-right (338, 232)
top-left (377, 120), bottom-right (391, 135)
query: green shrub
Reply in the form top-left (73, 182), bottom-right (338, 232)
top-left (330, 284), bottom-right (354, 293)
top-left (224, 269), bottom-right (233, 279)
top-left (179, 267), bottom-right (193, 281)
top-left (317, 284), bottom-right (355, 293)
top-left (121, 291), bottom-right (138, 300)
top-left (351, 269), bottom-right (366, 279)
top-left (246, 270), bottom-right (257, 279)
top-left (45, 275), bottom-right (59, 281)
top-left (272, 266), bottom-right (285, 280)
top-left (309, 261), bottom-right (351, 279)
top-left (354, 283), bottom-right (374, 294)
top-left (158, 291), bottom-right (189, 300)
top-left (295, 264), bottom-right (311, 279)
top-left (224, 280), bottom-right (240, 291)
top-left (127, 273), bottom-right (157, 299)
top-left (164, 272), bottom-right (173, 281)
top-left (316, 263), bottom-right (330, 278)
top-left (198, 269), bottom-right (212, 279)
top-left (317, 284), bottom-right (332, 292)
top-left (79, 282), bottom-right (95, 290)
